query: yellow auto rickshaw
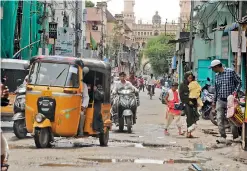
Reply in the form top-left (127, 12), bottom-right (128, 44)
top-left (1, 59), bottom-right (29, 121)
top-left (25, 56), bottom-right (112, 148)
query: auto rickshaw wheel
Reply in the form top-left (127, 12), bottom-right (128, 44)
top-left (242, 123), bottom-right (247, 151)
top-left (34, 128), bottom-right (52, 148)
top-left (119, 117), bottom-right (124, 132)
top-left (13, 120), bottom-right (27, 139)
top-left (99, 128), bottom-right (109, 146)
top-left (126, 116), bottom-right (132, 133)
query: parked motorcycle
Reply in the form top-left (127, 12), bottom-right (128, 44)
top-left (201, 86), bottom-right (215, 119)
top-left (112, 88), bottom-right (138, 133)
top-left (159, 84), bottom-right (169, 104)
top-left (12, 84), bottom-right (27, 139)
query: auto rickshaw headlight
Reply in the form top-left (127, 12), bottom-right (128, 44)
top-left (35, 113), bottom-right (45, 123)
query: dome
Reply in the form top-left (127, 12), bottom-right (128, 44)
top-left (152, 11), bottom-right (161, 24)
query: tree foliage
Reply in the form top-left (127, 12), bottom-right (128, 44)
top-left (86, 0), bottom-right (95, 7)
top-left (144, 34), bottom-right (175, 75)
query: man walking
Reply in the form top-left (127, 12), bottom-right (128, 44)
top-left (209, 60), bottom-right (242, 143)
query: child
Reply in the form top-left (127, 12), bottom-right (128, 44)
top-left (164, 82), bottom-right (184, 136)
top-left (188, 76), bottom-right (203, 112)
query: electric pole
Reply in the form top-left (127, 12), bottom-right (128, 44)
top-left (188, 0), bottom-right (194, 70)
top-left (100, 6), bottom-right (104, 60)
top-left (237, 0), bottom-right (242, 74)
top-left (42, 0), bottom-right (47, 55)
top-left (75, 0), bottom-right (79, 57)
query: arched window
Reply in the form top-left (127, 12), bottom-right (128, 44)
top-left (154, 30), bottom-right (159, 36)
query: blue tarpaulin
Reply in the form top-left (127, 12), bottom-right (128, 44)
top-left (171, 56), bottom-right (177, 69)
top-left (224, 22), bottom-right (239, 33)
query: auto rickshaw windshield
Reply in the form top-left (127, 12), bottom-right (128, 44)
top-left (28, 62), bottom-right (79, 87)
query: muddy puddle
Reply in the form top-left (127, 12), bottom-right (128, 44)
top-left (9, 142), bottom-right (96, 150)
top-left (40, 163), bottom-right (80, 167)
top-left (79, 157), bottom-right (208, 165)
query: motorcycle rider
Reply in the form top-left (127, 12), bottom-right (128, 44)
top-left (113, 72), bottom-right (138, 95)
top-left (209, 60), bottom-right (242, 143)
top-left (138, 76), bottom-right (145, 92)
top-left (147, 74), bottom-right (156, 95)
top-left (112, 72), bottom-right (139, 122)
top-left (127, 71), bottom-right (138, 87)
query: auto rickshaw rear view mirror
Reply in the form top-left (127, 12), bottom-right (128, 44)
top-left (83, 67), bottom-right (89, 75)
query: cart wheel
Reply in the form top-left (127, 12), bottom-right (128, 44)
top-left (242, 123), bottom-right (247, 151)
top-left (126, 116), bottom-right (132, 133)
top-left (34, 128), bottom-right (52, 148)
top-left (99, 128), bottom-right (109, 146)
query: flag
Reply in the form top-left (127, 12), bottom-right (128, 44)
top-left (90, 32), bottom-right (97, 50)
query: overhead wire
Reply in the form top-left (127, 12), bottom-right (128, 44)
top-left (226, 1), bottom-right (238, 22)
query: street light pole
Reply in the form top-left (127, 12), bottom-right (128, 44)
top-left (188, 0), bottom-right (194, 70)
top-left (75, 0), bottom-right (79, 57)
top-left (100, 6), bottom-right (104, 60)
top-left (237, 0), bottom-right (243, 74)
top-left (165, 18), bottom-right (167, 36)
top-left (42, 0), bottom-right (47, 55)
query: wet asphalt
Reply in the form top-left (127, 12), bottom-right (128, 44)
top-left (1, 89), bottom-right (247, 171)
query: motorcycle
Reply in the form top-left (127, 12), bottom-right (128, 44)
top-left (112, 88), bottom-right (138, 133)
top-left (147, 85), bottom-right (155, 100)
top-left (159, 85), bottom-right (169, 104)
top-left (201, 86), bottom-right (215, 119)
top-left (12, 84), bottom-right (27, 139)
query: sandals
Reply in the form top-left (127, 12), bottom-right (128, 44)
top-left (186, 132), bottom-right (194, 138)
top-left (179, 131), bottom-right (185, 136)
top-left (164, 130), bottom-right (170, 136)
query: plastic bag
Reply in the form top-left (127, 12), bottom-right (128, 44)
top-left (226, 95), bottom-right (237, 118)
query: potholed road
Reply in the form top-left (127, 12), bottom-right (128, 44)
top-left (2, 89), bottom-right (247, 171)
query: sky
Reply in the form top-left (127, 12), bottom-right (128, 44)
top-left (91, 0), bottom-right (180, 24)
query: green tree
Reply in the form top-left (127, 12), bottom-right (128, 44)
top-left (86, 0), bottom-right (95, 7)
top-left (144, 34), bottom-right (175, 75)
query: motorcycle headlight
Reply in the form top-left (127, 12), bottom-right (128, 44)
top-left (35, 113), bottom-right (45, 123)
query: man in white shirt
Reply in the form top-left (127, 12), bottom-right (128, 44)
top-left (78, 82), bottom-right (89, 136)
top-left (112, 72), bottom-right (138, 94)
top-left (147, 74), bottom-right (156, 94)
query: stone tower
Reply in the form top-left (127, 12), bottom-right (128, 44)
top-left (122, 0), bottom-right (135, 29)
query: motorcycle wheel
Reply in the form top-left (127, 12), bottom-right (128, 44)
top-left (209, 110), bottom-right (218, 126)
top-left (126, 116), bottom-right (132, 133)
top-left (34, 128), bottom-right (52, 148)
top-left (119, 117), bottom-right (124, 132)
top-left (99, 128), bottom-right (109, 146)
top-left (13, 120), bottom-right (27, 139)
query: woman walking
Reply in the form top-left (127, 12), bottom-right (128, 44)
top-left (164, 83), bottom-right (184, 136)
top-left (179, 72), bottom-right (200, 138)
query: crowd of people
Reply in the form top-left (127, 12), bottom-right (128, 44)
top-left (163, 59), bottom-right (242, 141)
top-left (112, 59), bottom-right (243, 141)
top-left (1, 59), bottom-right (243, 170)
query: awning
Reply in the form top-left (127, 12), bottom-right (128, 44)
top-left (168, 37), bottom-right (190, 44)
top-left (171, 56), bottom-right (177, 69)
top-left (224, 22), bottom-right (239, 33)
